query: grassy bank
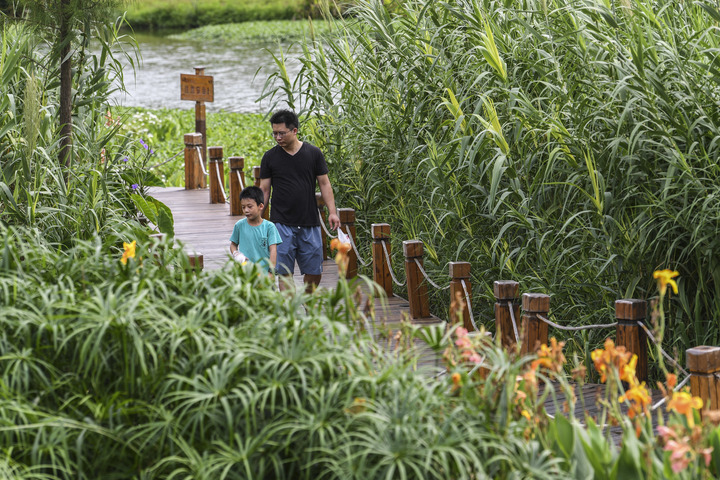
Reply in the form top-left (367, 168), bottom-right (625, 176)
top-left (123, 0), bottom-right (329, 30)
top-left (116, 107), bottom-right (274, 186)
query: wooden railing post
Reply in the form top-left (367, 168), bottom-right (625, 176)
top-left (316, 193), bottom-right (328, 259)
top-left (208, 146), bottom-right (224, 204)
top-left (403, 240), bottom-right (430, 320)
top-left (687, 346), bottom-right (720, 412)
top-left (521, 293), bottom-right (550, 355)
top-left (615, 299), bottom-right (648, 383)
top-left (449, 262), bottom-right (472, 331)
top-left (228, 156), bottom-right (244, 216)
top-left (253, 166), bottom-right (269, 220)
top-left (187, 252), bottom-right (204, 272)
top-left (494, 281), bottom-right (520, 350)
top-left (184, 133), bottom-right (203, 190)
top-left (338, 208), bottom-right (357, 279)
top-left (371, 224), bottom-right (392, 297)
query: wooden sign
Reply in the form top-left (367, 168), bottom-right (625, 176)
top-left (180, 73), bottom-right (214, 102)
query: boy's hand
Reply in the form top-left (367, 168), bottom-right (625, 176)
top-left (232, 251), bottom-right (248, 264)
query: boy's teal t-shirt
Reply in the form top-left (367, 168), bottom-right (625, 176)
top-left (229, 219), bottom-right (282, 267)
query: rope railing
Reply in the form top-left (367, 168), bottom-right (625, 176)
top-left (346, 227), bottom-right (371, 267)
top-left (536, 314), bottom-right (618, 331)
top-left (382, 240), bottom-right (405, 287)
top-left (507, 301), bottom-right (521, 344)
top-left (149, 149), bottom-right (183, 170)
top-left (460, 278), bottom-right (480, 332)
top-left (413, 258), bottom-right (450, 291)
top-left (214, 160), bottom-right (228, 203)
top-left (636, 321), bottom-right (689, 378)
top-left (235, 170), bottom-right (245, 190)
top-left (195, 146), bottom-right (208, 176)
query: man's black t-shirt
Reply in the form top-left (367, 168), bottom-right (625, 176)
top-left (260, 142), bottom-right (329, 227)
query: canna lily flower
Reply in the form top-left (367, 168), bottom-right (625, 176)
top-left (521, 410), bottom-right (532, 421)
top-left (666, 439), bottom-right (692, 473)
top-left (592, 338), bottom-right (632, 383)
top-left (667, 391), bottom-right (703, 427)
top-left (620, 354), bottom-right (638, 385)
top-left (618, 382), bottom-right (651, 419)
top-left (666, 373), bottom-right (677, 390)
top-left (121, 241), bottom-right (136, 265)
top-left (653, 269), bottom-right (679, 295)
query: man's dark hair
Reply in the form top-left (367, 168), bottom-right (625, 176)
top-left (270, 109), bottom-right (299, 131)
top-left (239, 186), bottom-right (264, 206)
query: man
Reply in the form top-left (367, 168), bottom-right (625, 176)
top-left (259, 110), bottom-right (341, 292)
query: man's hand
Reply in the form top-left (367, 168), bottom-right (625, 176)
top-left (328, 212), bottom-right (341, 231)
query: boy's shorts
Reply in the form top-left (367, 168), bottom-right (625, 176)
top-left (275, 224), bottom-right (323, 276)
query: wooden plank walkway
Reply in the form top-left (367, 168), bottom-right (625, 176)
top-left (149, 186), bottom-right (664, 442)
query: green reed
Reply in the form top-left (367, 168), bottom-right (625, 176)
top-left (265, 0), bottom-right (720, 370)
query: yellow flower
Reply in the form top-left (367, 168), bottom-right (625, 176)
top-left (620, 354), bottom-right (638, 385)
top-left (653, 269), bottom-right (679, 295)
top-left (591, 338), bottom-right (632, 383)
top-left (667, 391), bottom-right (703, 427)
top-left (619, 382), bottom-right (651, 419)
top-left (121, 241), bottom-right (136, 265)
top-left (521, 410), bottom-right (532, 421)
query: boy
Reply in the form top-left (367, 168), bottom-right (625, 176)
top-left (229, 186), bottom-right (282, 270)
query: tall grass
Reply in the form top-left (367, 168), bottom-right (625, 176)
top-left (266, 0), bottom-right (720, 371)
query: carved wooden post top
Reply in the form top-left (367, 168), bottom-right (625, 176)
top-left (208, 146), bottom-right (223, 160)
top-left (687, 346), bottom-right (720, 374)
top-left (522, 293), bottom-right (550, 313)
top-left (184, 133), bottom-right (203, 146)
top-left (493, 280), bottom-right (519, 301)
top-left (372, 224), bottom-right (390, 239)
top-left (194, 66), bottom-right (205, 75)
top-left (449, 262), bottom-right (471, 279)
top-left (229, 156), bottom-right (244, 170)
top-left (338, 208), bottom-right (355, 224)
top-left (253, 166), bottom-right (261, 179)
top-left (615, 299), bottom-right (647, 320)
top-left (403, 240), bottom-right (423, 258)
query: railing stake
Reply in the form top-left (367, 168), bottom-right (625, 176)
top-left (403, 240), bottom-right (430, 320)
top-left (687, 345), bottom-right (720, 413)
top-left (449, 262), bottom-right (472, 331)
top-left (521, 293), bottom-right (550, 355)
top-left (183, 133), bottom-right (203, 190)
top-left (615, 299), bottom-right (648, 383)
top-left (229, 156), bottom-right (244, 216)
top-left (371, 224), bottom-right (392, 296)
top-left (208, 146), bottom-right (224, 204)
top-left (493, 281), bottom-right (519, 350)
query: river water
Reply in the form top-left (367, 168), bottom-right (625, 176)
top-left (109, 33), bottom-right (301, 113)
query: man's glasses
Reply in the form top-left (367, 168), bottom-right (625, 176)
top-left (272, 130), bottom-right (293, 138)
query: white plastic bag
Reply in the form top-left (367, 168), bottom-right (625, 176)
top-left (232, 251), bottom-right (248, 264)
top-left (337, 228), bottom-right (351, 247)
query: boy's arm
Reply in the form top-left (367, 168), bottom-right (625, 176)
top-left (230, 241), bottom-right (238, 254)
top-left (268, 243), bottom-right (277, 269)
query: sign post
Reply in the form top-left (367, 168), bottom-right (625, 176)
top-left (181, 67), bottom-right (214, 189)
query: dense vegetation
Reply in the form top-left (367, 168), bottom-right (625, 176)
top-left (271, 0), bottom-right (720, 370)
top-left (122, 0), bottom-right (338, 30)
top-left (3, 2), bottom-right (720, 478)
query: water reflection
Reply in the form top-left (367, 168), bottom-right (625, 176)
top-left (110, 33), bottom-right (301, 113)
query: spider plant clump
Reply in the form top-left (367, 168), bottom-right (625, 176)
top-left (0, 229), bottom-right (574, 478)
top-left (265, 0), bottom-right (720, 369)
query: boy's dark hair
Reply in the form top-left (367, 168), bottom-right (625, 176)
top-left (270, 109), bottom-right (299, 131)
top-left (239, 186), bottom-right (264, 206)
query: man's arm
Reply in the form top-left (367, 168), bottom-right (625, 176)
top-left (259, 178), bottom-right (271, 217)
top-left (317, 174), bottom-right (340, 230)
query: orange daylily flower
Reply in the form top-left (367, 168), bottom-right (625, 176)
top-left (653, 269), bottom-right (679, 295)
top-left (121, 241), bottom-right (136, 265)
top-left (591, 338), bottom-right (632, 383)
top-left (619, 382), bottom-right (651, 419)
top-left (667, 391), bottom-right (703, 427)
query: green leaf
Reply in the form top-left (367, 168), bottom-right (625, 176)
top-left (551, 413), bottom-right (575, 459)
top-left (611, 427), bottom-right (642, 479)
top-left (710, 427), bottom-right (720, 477)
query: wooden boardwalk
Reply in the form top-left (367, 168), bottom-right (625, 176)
top-left (149, 186), bottom-right (665, 442)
